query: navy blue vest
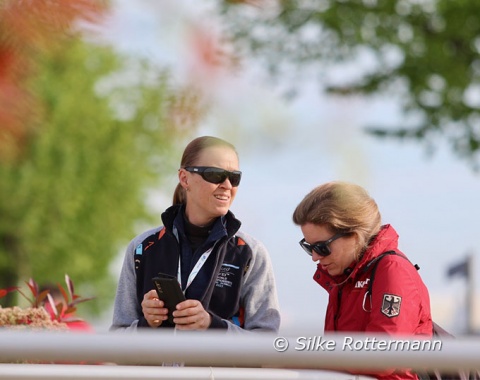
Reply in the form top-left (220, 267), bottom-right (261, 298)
top-left (134, 205), bottom-right (252, 328)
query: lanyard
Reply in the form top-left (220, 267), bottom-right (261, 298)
top-left (177, 246), bottom-right (214, 293)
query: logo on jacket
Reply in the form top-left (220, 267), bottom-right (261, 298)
top-left (355, 278), bottom-right (370, 288)
top-left (215, 263), bottom-right (239, 288)
top-left (381, 293), bottom-right (402, 318)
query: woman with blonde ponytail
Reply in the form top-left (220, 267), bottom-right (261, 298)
top-left (111, 136), bottom-right (280, 333)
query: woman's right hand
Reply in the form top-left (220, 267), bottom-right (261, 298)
top-left (142, 289), bottom-right (169, 328)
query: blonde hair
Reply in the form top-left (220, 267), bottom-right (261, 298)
top-left (292, 181), bottom-right (382, 254)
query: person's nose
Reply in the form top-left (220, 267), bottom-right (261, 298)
top-left (311, 251), bottom-right (321, 262)
top-left (219, 178), bottom-right (233, 189)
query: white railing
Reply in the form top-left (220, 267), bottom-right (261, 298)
top-left (0, 363), bottom-right (374, 380)
top-left (0, 330), bottom-right (479, 379)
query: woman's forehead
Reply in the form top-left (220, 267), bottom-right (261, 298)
top-left (196, 146), bottom-right (239, 167)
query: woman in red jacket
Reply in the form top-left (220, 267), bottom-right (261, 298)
top-left (293, 181), bottom-right (432, 380)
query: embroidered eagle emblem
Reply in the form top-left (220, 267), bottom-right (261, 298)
top-left (381, 293), bottom-right (402, 318)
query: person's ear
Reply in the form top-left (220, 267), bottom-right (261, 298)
top-left (178, 168), bottom-right (189, 189)
top-left (352, 233), bottom-right (363, 260)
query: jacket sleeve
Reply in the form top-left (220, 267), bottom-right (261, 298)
top-left (109, 231), bottom-right (153, 332)
top-left (365, 256), bottom-right (431, 336)
top-left (223, 233), bottom-right (281, 333)
top-left (357, 256), bottom-right (432, 378)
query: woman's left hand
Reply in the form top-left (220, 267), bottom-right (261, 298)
top-left (172, 299), bottom-right (212, 330)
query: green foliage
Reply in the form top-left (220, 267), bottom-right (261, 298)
top-left (0, 37), bottom-right (195, 313)
top-left (220, 0), bottom-right (480, 169)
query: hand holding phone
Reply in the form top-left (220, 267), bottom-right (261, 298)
top-left (152, 273), bottom-right (186, 325)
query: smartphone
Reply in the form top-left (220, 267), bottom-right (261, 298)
top-left (152, 273), bottom-right (186, 325)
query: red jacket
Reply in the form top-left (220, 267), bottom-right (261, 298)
top-left (314, 224), bottom-right (432, 380)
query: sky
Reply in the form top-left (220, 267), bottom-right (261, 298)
top-left (97, 0), bottom-right (480, 334)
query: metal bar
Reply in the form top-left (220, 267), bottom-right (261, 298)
top-left (0, 330), bottom-right (479, 373)
top-left (0, 364), bottom-right (373, 380)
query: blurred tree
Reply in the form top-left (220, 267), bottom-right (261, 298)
top-left (220, 0), bottom-right (480, 169)
top-left (0, 0), bottom-right (107, 162)
top-left (0, 1), bottom-right (202, 312)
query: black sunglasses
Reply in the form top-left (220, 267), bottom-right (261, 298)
top-left (184, 166), bottom-right (242, 187)
top-left (299, 233), bottom-right (348, 257)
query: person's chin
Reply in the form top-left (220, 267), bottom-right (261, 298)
top-left (326, 268), bottom-right (340, 277)
top-left (214, 204), bottom-right (230, 214)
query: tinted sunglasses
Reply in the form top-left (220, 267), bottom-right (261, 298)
top-left (184, 166), bottom-right (242, 187)
top-left (299, 232), bottom-right (348, 257)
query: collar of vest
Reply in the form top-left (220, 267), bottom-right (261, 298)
top-left (161, 204), bottom-right (241, 238)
